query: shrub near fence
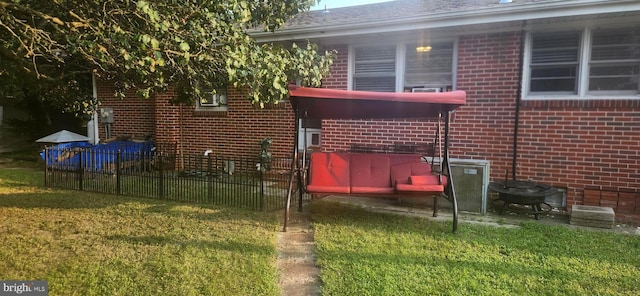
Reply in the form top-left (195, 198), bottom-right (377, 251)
top-left (43, 145), bottom-right (307, 211)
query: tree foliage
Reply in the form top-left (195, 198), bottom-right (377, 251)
top-left (0, 0), bottom-right (335, 111)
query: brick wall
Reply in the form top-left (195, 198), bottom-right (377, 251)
top-left (321, 44), bottom-right (349, 90)
top-left (97, 82), bottom-right (296, 164)
top-left (319, 33), bottom-right (639, 222)
top-left (96, 33), bottom-right (639, 222)
top-left (175, 87), bottom-right (295, 160)
top-left (454, 32), bottom-right (521, 185)
top-left (96, 84), bottom-right (155, 139)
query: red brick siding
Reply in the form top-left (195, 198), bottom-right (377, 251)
top-left (96, 84), bottom-right (155, 139)
top-left (319, 32), bottom-right (639, 222)
top-left (320, 44), bottom-right (349, 90)
top-left (454, 32), bottom-right (640, 222)
top-left (151, 88), bottom-right (295, 161)
top-left (153, 89), bottom-right (181, 152)
top-left (455, 32), bottom-right (521, 183)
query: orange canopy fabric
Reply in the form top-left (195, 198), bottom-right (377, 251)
top-left (288, 85), bottom-right (466, 119)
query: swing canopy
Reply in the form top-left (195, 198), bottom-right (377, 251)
top-left (288, 85), bottom-right (466, 119)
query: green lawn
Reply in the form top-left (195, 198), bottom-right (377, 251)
top-left (0, 167), bottom-right (280, 296)
top-left (4, 160), bottom-right (640, 296)
top-left (311, 201), bottom-right (640, 296)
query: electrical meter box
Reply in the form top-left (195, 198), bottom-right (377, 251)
top-left (100, 108), bottom-right (114, 124)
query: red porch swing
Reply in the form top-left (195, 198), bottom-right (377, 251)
top-left (284, 85), bottom-right (466, 233)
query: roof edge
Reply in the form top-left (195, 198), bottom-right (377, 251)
top-left (253, 0), bottom-right (640, 42)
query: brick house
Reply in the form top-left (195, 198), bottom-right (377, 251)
top-left (97, 0), bottom-right (640, 222)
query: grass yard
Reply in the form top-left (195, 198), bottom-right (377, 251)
top-left (311, 201), bottom-right (640, 296)
top-left (0, 167), bottom-right (280, 296)
top-left (4, 151), bottom-right (640, 296)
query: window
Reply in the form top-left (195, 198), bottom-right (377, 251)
top-left (589, 28), bottom-right (640, 93)
top-left (196, 88), bottom-right (228, 111)
top-left (353, 46), bottom-right (396, 92)
top-left (529, 33), bottom-right (580, 93)
top-left (351, 41), bottom-right (456, 92)
top-left (405, 42), bottom-right (454, 92)
top-left (526, 26), bottom-right (640, 98)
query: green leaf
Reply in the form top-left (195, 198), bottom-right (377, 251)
top-left (179, 42), bottom-right (190, 52)
top-left (141, 34), bottom-right (151, 44)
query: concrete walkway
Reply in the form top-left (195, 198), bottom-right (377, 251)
top-left (276, 208), bottom-right (320, 296)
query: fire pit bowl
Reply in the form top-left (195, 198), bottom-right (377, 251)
top-left (489, 180), bottom-right (558, 219)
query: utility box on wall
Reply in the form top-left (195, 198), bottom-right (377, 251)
top-left (402, 158), bottom-right (490, 214)
top-left (100, 108), bottom-right (114, 124)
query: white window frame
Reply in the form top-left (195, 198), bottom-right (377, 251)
top-left (523, 26), bottom-right (640, 100)
top-left (349, 39), bottom-right (458, 92)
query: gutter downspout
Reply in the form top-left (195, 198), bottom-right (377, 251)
top-left (91, 73), bottom-right (100, 145)
top-left (512, 20), bottom-right (526, 180)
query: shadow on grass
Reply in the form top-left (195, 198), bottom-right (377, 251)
top-left (0, 191), bottom-right (276, 229)
top-left (0, 191), bottom-right (127, 209)
top-left (106, 234), bottom-right (273, 255)
top-left (310, 200), bottom-right (640, 266)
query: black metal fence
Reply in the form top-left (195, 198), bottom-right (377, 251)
top-left (43, 145), bottom-right (307, 211)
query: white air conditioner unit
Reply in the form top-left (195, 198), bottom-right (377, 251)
top-left (403, 158), bottom-right (490, 214)
top-left (412, 87), bottom-right (442, 93)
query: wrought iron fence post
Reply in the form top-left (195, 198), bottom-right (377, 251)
top-left (159, 153), bottom-right (164, 199)
top-left (44, 147), bottom-right (48, 187)
top-left (116, 150), bottom-right (122, 195)
top-left (260, 164), bottom-right (265, 211)
top-left (207, 155), bottom-right (213, 201)
top-left (78, 150), bottom-right (84, 191)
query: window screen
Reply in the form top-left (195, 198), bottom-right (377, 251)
top-left (404, 42), bottom-right (454, 91)
top-left (353, 46), bottom-right (396, 92)
top-left (529, 33), bottom-right (580, 93)
top-left (589, 28), bottom-right (640, 92)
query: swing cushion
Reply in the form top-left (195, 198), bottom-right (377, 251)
top-left (392, 162), bottom-right (446, 193)
top-left (307, 152), bottom-right (351, 193)
top-left (395, 175), bottom-right (447, 193)
top-left (306, 152), bottom-right (445, 195)
top-left (350, 154), bottom-right (394, 194)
